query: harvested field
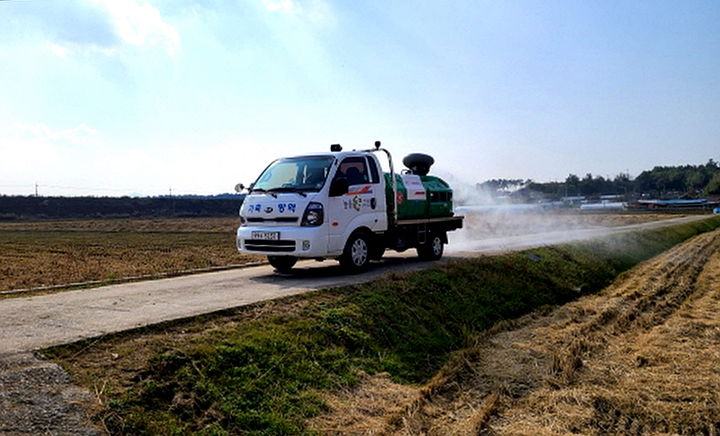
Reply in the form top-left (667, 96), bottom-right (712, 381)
top-left (0, 218), bottom-right (261, 293)
top-left (313, 227), bottom-right (720, 435)
top-left (0, 214), bottom-right (672, 294)
top-left (0, 217), bottom-right (238, 233)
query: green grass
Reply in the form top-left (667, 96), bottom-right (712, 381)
top-left (47, 217), bottom-right (720, 435)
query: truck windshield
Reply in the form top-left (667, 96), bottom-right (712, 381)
top-left (252, 156), bottom-right (334, 192)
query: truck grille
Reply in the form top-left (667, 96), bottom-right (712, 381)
top-left (246, 217), bottom-right (299, 223)
top-left (244, 239), bottom-right (296, 252)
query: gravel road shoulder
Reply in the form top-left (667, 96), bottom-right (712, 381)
top-left (0, 352), bottom-right (102, 435)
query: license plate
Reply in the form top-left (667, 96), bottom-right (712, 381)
top-left (252, 231), bottom-right (280, 240)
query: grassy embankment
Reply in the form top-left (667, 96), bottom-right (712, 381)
top-left (47, 216), bottom-right (720, 435)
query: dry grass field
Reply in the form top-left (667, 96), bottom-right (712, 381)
top-left (0, 218), bottom-right (261, 293)
top-left (0, 214), bottom-right (675, 294)
top-left (0, 217), bottom-right (239, 233)
top-left (311, 226), bottom-right (720, 435)
top-left (0, 214), bottom-right (672, 294)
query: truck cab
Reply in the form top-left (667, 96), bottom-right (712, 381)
top-left (236, 143), bottom-right (462, 273)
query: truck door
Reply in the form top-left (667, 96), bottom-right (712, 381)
top-left (327, 156), bottom-right (385, 253)
top-left (365, 155), bottom-right (387, 227)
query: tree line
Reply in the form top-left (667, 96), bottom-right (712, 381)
top-left (0, 195), bottom-right (245, 220)
top-left (480, 159), bottom-right (720, 199)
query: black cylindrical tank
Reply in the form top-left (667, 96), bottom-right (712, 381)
top-left (402, 153), bottom-right (435, 176)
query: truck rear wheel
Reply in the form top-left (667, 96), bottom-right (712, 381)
top-left (418, 234), bottom-right (444, 260)
top-left (268, 256), bottom-right (297, 273)
top-left (339, 231), bottom-right (371, 272)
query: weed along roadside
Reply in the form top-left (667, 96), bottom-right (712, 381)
top-left (45, 217), bottom-right (720, 435)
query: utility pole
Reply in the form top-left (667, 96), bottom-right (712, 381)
top-left (35, 182), bottom-right (38, 197)
top-left (169, 187), bottom-right (175, 217)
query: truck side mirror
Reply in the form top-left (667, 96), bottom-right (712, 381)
top-left (235, 183), bottom-right (255, 193)
top-left (329, 177), bottom-right (349, 197)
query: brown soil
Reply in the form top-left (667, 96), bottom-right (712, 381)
top-left (0, 218), bottom-right (262, 293)
top-left (310, 227), bottom-right (720, 435)
top-left (0, 217), bottom-right (239, 233)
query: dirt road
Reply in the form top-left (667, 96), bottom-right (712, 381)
top-left (0, 215), bottom-right (709, 355)
top-left (311, 222), bottom-right (720, 435)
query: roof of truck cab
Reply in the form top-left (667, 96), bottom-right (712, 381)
top-left (280, 150), bottom-right (377, 160)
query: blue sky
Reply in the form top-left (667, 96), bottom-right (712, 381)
top-left (1, 0), bottom-right (719, 196)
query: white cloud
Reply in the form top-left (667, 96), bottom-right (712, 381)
top-left (7, 0), bottom-right (180, 57)
top-left (262, 0), bottom-right (297, 13)
top-left (0, 121), bottom-right (160, 196)
top-left (0, 121), bottom-right (263, 196)
top-left (260, 0), bottom-right (335, 28)
top-left (18, 122), bottom-right (100, 144)
top-left (92, 0), bottom-right (181, 55)
top-left (0, 122), bottom-right (100, 194)
top-left (50, 44), bottom-right (70, 57)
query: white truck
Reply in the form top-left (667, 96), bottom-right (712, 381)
top-left (236, 142), bottom-right (463, 273)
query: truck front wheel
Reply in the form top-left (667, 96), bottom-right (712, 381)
top-left (418, 234), bottom-right (444, 261)
top-left (268, 255), bottom-right (297, 273)
top-left (339, 231), bottom-right (371, 272)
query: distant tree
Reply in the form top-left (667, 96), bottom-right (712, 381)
top-left (481, 158), bottom-right (720, 200)
top-left (705, 173), bottom-right (720, 196)
top-left (686, 171), bottom-right (707, 192)
top-left (565, 174), bottom-right (580, 195)
top-left (613, 173), bottom-right (632, 195)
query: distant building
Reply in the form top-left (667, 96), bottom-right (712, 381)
top-left (628, 198), bottom-right (720, 211)
top-left (580, 202), bottom-right (625, 211)
top-left (561, 196), bottom-right (585, 205)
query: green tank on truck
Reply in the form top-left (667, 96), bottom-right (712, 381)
top-left (384, 173), bottom-right (454, 220)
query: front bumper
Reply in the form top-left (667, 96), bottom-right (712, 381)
top-left (236, 225), bottom-right (329, 258)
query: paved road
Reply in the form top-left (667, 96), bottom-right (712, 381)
top-left (0, 215), bottom-right (710, 354)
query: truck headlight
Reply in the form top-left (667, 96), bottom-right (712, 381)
top-left (301, 202), bottom-right (324, 226)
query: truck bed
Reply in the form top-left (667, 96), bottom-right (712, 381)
top-left (395, 215), bottom-right (464, 226)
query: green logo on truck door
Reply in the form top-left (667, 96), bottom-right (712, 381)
top-left (343, 196), bottom-right (372, 212)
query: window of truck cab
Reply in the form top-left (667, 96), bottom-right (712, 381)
top-left (252, 156), bottom-right (334, 192)
top-left (334, 156), bottom-right (371, 186)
